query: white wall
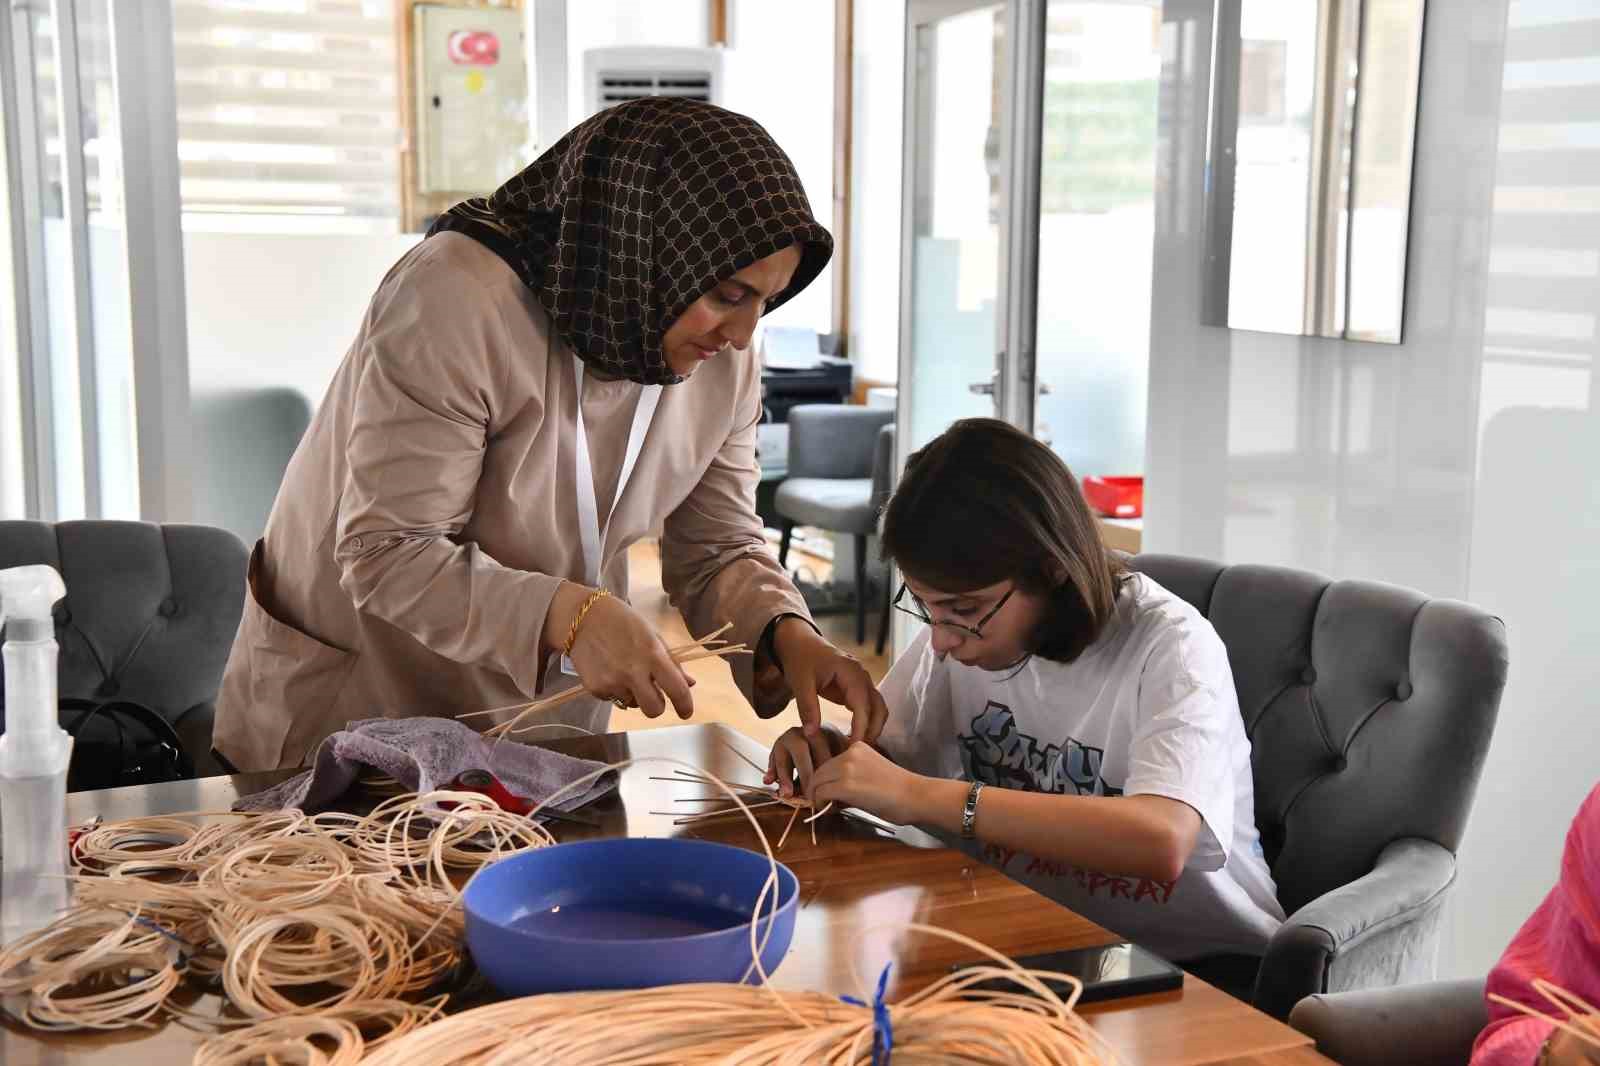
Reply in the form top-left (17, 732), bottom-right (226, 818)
top-left (725, 0), bottom-right (836, 335)
top-left (183, 232), bottom-right (420, 406)
top-left (848, 0), bottom-right (906, 383)
top-left (181, 232), bottom-right (419, 543)
top-left (564, 0), bottom-right (707, 130)
top-left (1148, 0), bottom-right (1599, 978)
top-left (1147, 0), bottom-right (1496, 593)
top-left (1456, 0), bottom-right (1600, 978)
top-left (559, 0), bottom-right (836, 336)
top-left (11, 226), bottom-right (389, 528)
top-left (1032, 4), bottom-right (1161, 480)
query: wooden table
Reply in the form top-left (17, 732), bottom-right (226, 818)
top-left (1097, 516), bottom-right (1144, 554)
top-left (3, 723), bottom-right (1331, 1065)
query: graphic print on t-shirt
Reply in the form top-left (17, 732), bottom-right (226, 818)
top-left (958, 701), bottom-right (1124, 797)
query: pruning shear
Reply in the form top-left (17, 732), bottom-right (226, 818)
top-left (445, 768), bottom-right (599, 828)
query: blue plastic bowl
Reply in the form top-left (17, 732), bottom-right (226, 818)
top-left (462, 838), bottom-right (799, 996)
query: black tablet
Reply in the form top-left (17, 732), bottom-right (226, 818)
top-left (951, 941), bottom-right (1184, 1004)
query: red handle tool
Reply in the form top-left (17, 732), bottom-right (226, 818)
top-left (445, 768), bottom-right (598, 827)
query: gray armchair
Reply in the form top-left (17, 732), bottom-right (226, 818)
top-left (775, 404), bottom-right (896, 645)
top-left (1126, 554), bottom-right (1508, 1019)
top-left (191, 386), bottom-right (312, 547)
top-left (0, 521), bottom-right (249, 779)
top-left (1289, 978), bottom-right (1488, 1066)
top-left (871, 422), bottom-right (896, 656)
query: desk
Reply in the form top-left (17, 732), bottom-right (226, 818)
top-left (1097, 516), bottom-right (1144, 554)
top-left (4, 724), bottom-right (1330, 1065)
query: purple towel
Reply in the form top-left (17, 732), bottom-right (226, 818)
top-left (233, 716), bottom-right (615, 815)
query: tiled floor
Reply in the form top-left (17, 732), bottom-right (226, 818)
top-left (611, 540), bottom-right (891, 749)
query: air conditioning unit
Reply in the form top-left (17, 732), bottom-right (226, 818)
top-left (582, 46), bottom-right (726, 118)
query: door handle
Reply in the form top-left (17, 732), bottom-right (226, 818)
top-left (971, 380), bottom-right (1049, 396)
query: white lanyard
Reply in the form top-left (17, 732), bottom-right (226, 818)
top-left (572, 352), bottom-right (662, 588)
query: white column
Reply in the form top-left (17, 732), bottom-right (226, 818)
top-left (109, 0), bottom-right (191, 523)
top-left (531, 0), bottom-right (570, 153)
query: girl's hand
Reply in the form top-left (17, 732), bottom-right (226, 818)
top-left (547, 585), bottom-right (695, 719)
top-left (764, 725), bottom-right (847, 798)
top-left (808, 742), bottom-right (924, 826)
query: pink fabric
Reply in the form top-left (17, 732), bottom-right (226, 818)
top-left (1472, 782), bottom-right (1600, 1066)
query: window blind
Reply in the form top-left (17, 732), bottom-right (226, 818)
top-left (170, 0), bottom-right (401, 219)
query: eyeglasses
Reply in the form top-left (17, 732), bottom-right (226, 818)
top-left (892, 583), bottom-right (1015, 639)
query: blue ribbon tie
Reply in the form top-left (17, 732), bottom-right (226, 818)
top-left (840, 962), bottom-right (894, 1065)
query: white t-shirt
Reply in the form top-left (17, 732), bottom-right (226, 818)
top-left (878, 573), bottom-right (1285, 961)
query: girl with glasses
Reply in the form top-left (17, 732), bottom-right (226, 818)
top-left (766, 417), bottom-right (1284, 983)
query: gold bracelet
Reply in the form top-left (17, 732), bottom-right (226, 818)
top-left (563, 587), bottom-right (611, 656)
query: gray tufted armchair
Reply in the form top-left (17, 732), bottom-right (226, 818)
top-left (0, 521), bottom-right (248, 781)
top-left (1125, 554), bottom-right (1509, 1019)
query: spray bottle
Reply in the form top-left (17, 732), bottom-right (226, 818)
top-left (0, 564), bottom-right (71, 944)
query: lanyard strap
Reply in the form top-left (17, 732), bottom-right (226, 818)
top-left (573, 353), bottom-right (662, 587)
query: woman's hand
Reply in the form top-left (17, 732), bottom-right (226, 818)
top-left (807, 742), bottom-right (924, 826)
top-left (764, 725), bottom-right (848, 798)
top-left (545, 585), bottom-right (694, 719)
top-left (771, 618), bottom-right (889, 745)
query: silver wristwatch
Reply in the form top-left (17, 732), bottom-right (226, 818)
top-left (961, 781), bottom-right (985, 839)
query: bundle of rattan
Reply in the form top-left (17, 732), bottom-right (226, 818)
top-left (1, 752), bottom-right (1118, 1066)
top-left (0, 790), bottom-right (550, 1051)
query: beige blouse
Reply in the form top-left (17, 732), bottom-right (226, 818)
top-left (212, 233), bottom-right (809, 770)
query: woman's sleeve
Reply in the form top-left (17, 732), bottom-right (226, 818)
top-left (333, 266), bottom-right (562, 697)
top-left (658, 354), bottom-right (811, 716)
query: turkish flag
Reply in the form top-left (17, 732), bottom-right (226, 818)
top-left (447, 29), bottom-right (499, 66)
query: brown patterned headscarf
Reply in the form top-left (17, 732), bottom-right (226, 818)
top-left (427, 98), bottom-right (833, 386)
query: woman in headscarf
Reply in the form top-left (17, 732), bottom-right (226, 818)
top-left (212, 98), bottom-right (887, 771)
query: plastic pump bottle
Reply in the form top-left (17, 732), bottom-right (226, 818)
top-left (0, 564), bottom-right (71, 944)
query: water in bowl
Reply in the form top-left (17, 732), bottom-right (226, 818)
top-left (510, 900), bottom-right (749, 940)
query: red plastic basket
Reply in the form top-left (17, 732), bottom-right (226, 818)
top-left (1082, 476), bottom-right (1144, 519)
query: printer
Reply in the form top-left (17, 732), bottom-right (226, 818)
top-left (756, 328), bottom-right (852, 479)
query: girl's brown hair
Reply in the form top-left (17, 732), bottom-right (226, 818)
top-left (880, 418), bottom-right (1125, 663)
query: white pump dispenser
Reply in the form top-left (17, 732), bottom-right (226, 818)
top-left (0, 564), bottom-right (71, 943)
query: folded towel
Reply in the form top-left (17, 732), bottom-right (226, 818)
top-left (234, 716), bottom-right (614, 815)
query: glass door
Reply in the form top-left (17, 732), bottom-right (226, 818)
top-left (1, 0), bottom-right (188, 521)
top-left (896, 0), bottom-right (1044, 459)
top-left (1031, 1), bottom-right (1160, 482)
top-left (892, 0), bottom-right (1044, 652)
